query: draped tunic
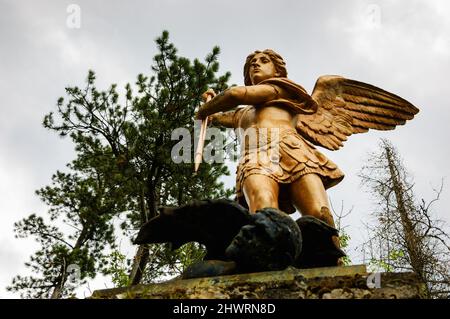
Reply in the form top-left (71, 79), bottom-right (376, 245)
top-left (231, 78), bottom-right (344, 213)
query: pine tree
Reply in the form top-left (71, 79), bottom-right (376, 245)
top-left (8, 155), bottom-right (127, 298)
top-left (9, 31), bottom-right (233, 297)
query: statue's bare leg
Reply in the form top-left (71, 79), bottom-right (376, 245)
top-left (289, 174), bottom-right (334, 225)
top-left (289, 173), bottom-right (342, 254)
top-left (243, 174), bottom-right (279, 213)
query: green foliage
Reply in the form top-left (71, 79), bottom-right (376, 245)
top-left (103, 251), bottom-right (132, 287)
top-left (142, 243), bottom-right (207, 283)
top-left (332, 203), bottom-right (352, 266)
top-left (103, 242), bottom-right (207, 285)
top-left (9, 30), bottom-right (233, 297)
top-left (8, 167), bottom-right (121, 298)
top-left (338, 230), bottom-right (352, 266)
top-left (369, 249), bottom-right (405, 272)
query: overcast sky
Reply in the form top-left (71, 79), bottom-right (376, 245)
top-left (1, 0), bottom-right (450, 298)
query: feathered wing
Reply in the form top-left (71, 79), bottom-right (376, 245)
top-left (134, 199), bottom-right (252, 260)
top-left (295, 75), bottom-right (420, 150)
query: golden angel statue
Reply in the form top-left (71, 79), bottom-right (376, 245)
top-left (195, 49), bottom-right (419, 250)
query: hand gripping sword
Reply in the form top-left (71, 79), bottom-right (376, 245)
top-left (194, 95), bottom-right (212, 173)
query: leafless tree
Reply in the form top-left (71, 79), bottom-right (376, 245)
top-left (330, 200), bottom-right (353, 265)
top-left (359, 139), bottom-right (450, 298)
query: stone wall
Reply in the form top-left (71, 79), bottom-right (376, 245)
top-left (91, 265), bottom-right (426, 299)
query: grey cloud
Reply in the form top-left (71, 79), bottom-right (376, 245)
top-left (1, 0), bottom-right (449, 296)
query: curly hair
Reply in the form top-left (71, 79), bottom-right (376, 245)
top-left (225, 208), bottom-right (302, 272)
top-left (243, 49), bottom-right (288, 85)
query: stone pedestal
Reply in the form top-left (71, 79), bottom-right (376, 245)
top-left (91, 265), bottom-right (426, 299)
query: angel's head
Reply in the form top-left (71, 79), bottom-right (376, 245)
top-left (244, 49), bottom-right (287, 85)
top-left (225, 208), bottom-right (301, 272)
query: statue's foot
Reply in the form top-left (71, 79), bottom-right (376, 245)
top-left (336, 257), bottom-right (345, 266)
top-left (182, 260), bottom-right (237, 279)
top-left (295, 216), bottom-right (346, 268)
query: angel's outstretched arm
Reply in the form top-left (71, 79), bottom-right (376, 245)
top-left (196, 85), bottom-right (278, 119)
top-left (209, 111), bottom-right (235, 128)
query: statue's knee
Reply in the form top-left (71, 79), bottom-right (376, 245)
top-left (254, 191), bottom-right (277, 209)
top-left (320, 206), bottom-right (337, 227)
top-left (310, 206), bottom-right (334, 226)
top-left (319, 206), bottom-right (332, 217)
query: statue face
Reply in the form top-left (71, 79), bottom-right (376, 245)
top-left (225, 224), bottom-right (272, 271)
top-left (225, 208), bottom-right (302, 272)
top-left (249, 53), bottom-right (278, 85)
